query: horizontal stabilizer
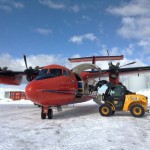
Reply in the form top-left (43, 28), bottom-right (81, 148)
top-left (68, 55), bottom-right (124, 63)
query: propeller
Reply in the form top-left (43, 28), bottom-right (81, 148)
top-left (23, 55), bottom-right (41, 82)
top-left (105, 50), bottom-right (137, 79)
top-left (120, 61), bottom-right (136, 67)
top-left (108, 61), bottom-right (136, 79)
top-left (23, 54), bottom-right (28, 69)
top-left (106, 49), bottom-right (110, 57)
top-left (105, 49), bottom-right (136, 68)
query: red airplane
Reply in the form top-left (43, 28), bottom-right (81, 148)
top-left (0, 55), bottom-right (150, 119)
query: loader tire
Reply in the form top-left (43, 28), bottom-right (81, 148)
top-left (130, 104), bottom-right (145, 117)
top-left (99, 104), bottom-right (112, 116)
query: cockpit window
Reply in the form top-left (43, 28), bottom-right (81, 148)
top-left (38, 69), bottom-right (48, 76)
top-left (35, 68), bottom-right (62, 80)
top-left (50, 69), bottom-right (62, 76)
top-left (63, 70), bottom-right (69, 76)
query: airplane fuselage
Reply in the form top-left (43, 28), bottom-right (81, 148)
top-left (25, 65), bottom-right (80, 107)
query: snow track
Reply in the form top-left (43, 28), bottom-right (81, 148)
top-left (0, 103), bottom-right (150, 150)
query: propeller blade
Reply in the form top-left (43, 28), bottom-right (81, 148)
top-left (120, 61), bottom-right (136, 68)
top-left (106, 49), bottom-right (109, 56)
top-left (106, 49), bottom-right (112, 65)
top-left (23, 55), bottom-right (28, 69)
top-left (36, 66), bottom-right (44, 69)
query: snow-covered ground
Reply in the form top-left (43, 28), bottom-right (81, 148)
top-left (0, 89), bottom-right (150, 150)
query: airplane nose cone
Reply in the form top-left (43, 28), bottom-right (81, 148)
top-left (25, 82), bottom-right (34, 101)
top-left (25, 81), bottom-right (40, 103)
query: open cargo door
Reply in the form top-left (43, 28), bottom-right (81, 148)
top-left (72, 63), bottom-right (101, 96)
top-left (72, 63), bottom-right (101, 74)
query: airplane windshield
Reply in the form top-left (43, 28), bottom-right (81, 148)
top-left (35, 69), bottom-right (62, 80)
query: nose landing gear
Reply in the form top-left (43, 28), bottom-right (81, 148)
top-left (41, 106), bottom-right (53, 119)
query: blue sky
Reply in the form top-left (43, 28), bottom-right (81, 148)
top-left (0, 0), bottom-right (150, 71)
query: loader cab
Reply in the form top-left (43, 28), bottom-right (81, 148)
top-left (104, 84), bottom-right (126, 111)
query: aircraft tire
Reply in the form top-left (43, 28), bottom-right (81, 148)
top-left (48, 109), bottom-right (53, 119)
top-left (41, 109), bottom-right (46, 119)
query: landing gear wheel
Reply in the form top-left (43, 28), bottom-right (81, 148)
top-left (41, 109), bottom-right (46, 119)
top-left (130, 104), bottom-right (145, 117)
top-left (99, 104), bottom-right (112, 116)
top-left (48, 109), bottom-right (53, 119)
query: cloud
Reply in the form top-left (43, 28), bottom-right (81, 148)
top-left (34, 27), bottom-right (52, 36)
top-left (0, 53), bottom-right (85, 73)
top-left (0, 0), bottom-right (24, 12)
top-left (69, 33), bottom-right (97, 44)
top-left (0, 5), bottom-right (12, 12)
top-left (0, 53), bottom-right (68, 71)
top-left (117, 17), bottom-right (150, 39)
top-left (107, 0), bottom-right (150, 54)
top-left (107, 0), bottom-right (150, 39)
top-left (138, 39), bottom-right (150, 54)
top-left (39, 0), bottom-right (65, 9)
top-left (107, 0), bottom-right (150, 17)
top-left (39, 0), bottom-right (81, 13)
top-left (0, 53), bottom-right (25, 71)
top-left (82, 15), bottom-right (90, 20)
top-left (0, 53), bottom-right (68, 85)
top-left (70, 4), bottom-right (80, 13)
top-left (13, 2), bottom-right (24, 9)
top-left (101, 44), bottom-right (134, 57)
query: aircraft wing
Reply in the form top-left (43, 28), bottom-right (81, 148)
top-left (0, 55), bottom-right (41, 85)
top-left (0, 70), bottom-right (24, 85)
top-left (119, 66), bottom-right (150, 74)
top-left (100, 66), bottom-right (150, 75)
top-left (81, 66), bottom-right (150, 80)
top-left (0, 68), bottom-right (39, 85)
